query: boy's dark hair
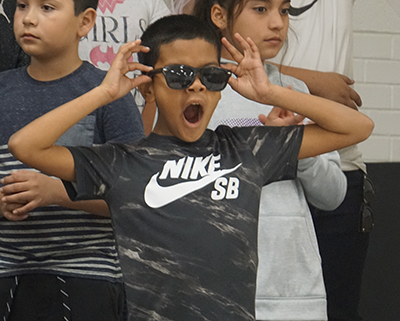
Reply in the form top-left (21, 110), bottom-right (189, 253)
top-left (73, 0), bottom-right (98, 16)
top-left (192, 0), bottom-right (247, 38)
top-left (138, 14), bottom-right (221, 67)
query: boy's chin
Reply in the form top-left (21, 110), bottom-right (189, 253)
top-left (178, 126), bottom-right (207, 143)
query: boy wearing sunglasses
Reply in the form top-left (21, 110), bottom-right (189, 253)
top-left (7, 15), bottom-right (373, 321)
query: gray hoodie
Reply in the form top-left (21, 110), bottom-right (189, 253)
top-left (209, 61), bottom-right (347, 321)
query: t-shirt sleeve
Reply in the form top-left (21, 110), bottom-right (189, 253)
top-left (95, 92), bottom-right (145, 144)
top-left (63, 144), bottom-right (124, 202)
top-left (236, 125), bottom-right (304, 185)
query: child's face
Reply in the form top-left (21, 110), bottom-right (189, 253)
top-left (14, 0), bottom-right (83, 60)
top-left (224, 0), bottom-right (290, 60)
top-left (150, 38), bottom-right (222, 142)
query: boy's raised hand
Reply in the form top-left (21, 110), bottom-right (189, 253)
top-left (221, 34), bottom-right (273, 104)
top-left (100, 40), bottom-right (153, 103)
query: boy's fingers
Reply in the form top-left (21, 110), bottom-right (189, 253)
top-left (116, 41), bottom-right (150, 64)
top-left (233, 33), bottom-right (254, 55)
top-left (126, 62), bottom-right (153, 73)
top-left (2, 191), bottom-right (31, 204)
top-left (3, 209), bottom-right (28, 221)
top-left (1, 172), bottom-right (23, 185)
top-left (221, 37), bottom-right (244, 63)
top-left (220, 63), bottom-right (238, 74)
top-left (1, 182), bottom-right (28, 196)
top-left (9, 202), bottom-right (35, 216)
top-left (130, 75), bottom-right (152, 89)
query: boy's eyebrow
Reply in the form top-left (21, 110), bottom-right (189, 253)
top-left (248, 0), bottom-right (291, 4)
top-left (203, 62), bottom-right (220, 67)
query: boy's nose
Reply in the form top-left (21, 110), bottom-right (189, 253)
top-left (187, 75), bottom-right (206, 92)
top-left (22, 8), bottom-right (38, 26)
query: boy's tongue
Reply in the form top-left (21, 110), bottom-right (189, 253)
top-left (184, 104), bottom-right (201, 123)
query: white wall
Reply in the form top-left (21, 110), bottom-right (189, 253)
top-left (354, 0), bottom-right (400, 162)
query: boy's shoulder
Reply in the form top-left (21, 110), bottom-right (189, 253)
top-left (0, 66), bottom-right (27, 91)
top-left (67, 61), bottom-right (106, 85)
top-left (0, 61), bottom-right (105, 86)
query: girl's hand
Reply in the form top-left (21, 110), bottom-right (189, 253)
top-left (259, 106), bottom-right (305, 127)
top-left (221, 33), bottom-right (274, 104)
top-left (259, 86), bottom-right (306, 127)
top-left (100, 40), bottom-right (153, 103)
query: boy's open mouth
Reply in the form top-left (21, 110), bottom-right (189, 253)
top-left (183, 103), bottom-right (203, 124)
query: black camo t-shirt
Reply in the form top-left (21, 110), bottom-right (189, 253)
top-left (66, 125), bottom-right (303, 321)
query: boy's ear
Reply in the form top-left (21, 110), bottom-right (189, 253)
top-left (138, 81), bottom-right (156, 104)
top-left (77, 8), bottom-right (97, 38)
top-left (211, 4), bottom-right (228, 30)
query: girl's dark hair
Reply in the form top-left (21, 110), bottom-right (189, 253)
top-left (192, 0), bottom-right (247, 39)
top-left (138, 14), bottom-right (221, 67)
top-left (73, 0), bottom-right (98, 16)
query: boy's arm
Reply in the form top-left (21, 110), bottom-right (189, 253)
top-left (8, 41), bottom-right (152, 182)
top-left (222, 34), bottom-right (374, 160)
top-left (267, 62), bottom-right (362, 109)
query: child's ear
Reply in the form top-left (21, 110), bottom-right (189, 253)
top-left (138, 81), bottom-right (156, 103)
top-left (211, 4), bottom-right (228, 30)
top-left (77, 8), bottom-right (97, 38)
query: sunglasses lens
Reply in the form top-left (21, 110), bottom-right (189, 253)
top-left (164, 65), bottom-right (195, 90)
top-left (162, 65), bottom-right (231, 91)
top-left (201, 68), bottom-right (231, 91)
top-left (363, 175), bottom-right (375, 203)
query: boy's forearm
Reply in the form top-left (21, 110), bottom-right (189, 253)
top-left (266, 85), bottom-right (369, 136)
top-left (263, 85), bottom-right (373, 159)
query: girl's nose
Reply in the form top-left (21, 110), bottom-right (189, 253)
top-left (269, 10), bottom-right (284, 30)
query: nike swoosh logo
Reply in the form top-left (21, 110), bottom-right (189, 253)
top-left (144, 164), bottom-right (242, 208)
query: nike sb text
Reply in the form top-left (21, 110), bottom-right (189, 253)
top-left (144, 155), bottom-right (242, 208)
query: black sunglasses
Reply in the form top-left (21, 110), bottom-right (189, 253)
top-left (146, 64), bottom-right (232, 91)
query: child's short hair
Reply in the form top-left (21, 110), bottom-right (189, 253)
top-left (73, 0), bottom-right (98, 16)
top-left (138, 14), bottom-right (221, 68)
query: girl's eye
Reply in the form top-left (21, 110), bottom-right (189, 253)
top-left (281, 8), bottom-right (290, 15)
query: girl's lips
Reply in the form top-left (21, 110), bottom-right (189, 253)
top-left (266, 37), bottom-right (282, 44)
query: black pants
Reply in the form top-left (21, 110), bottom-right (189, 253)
top-left (310, 170), bottom-right (370, 321)
top-left (0, 274), bottom-right (125, 321)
